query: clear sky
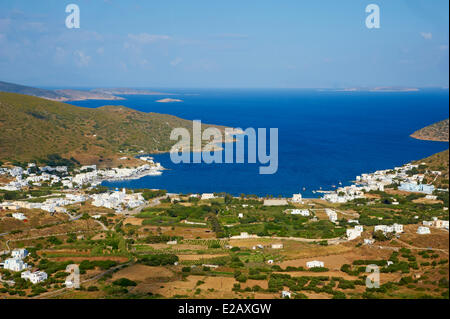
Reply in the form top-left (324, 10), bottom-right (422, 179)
top-left (0, 0), bottom-right (448, 88)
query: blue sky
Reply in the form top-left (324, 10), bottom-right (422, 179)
top-left (0, 0), bottom-right (448, 88)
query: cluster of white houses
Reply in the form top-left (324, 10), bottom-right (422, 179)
top-left (0, 162), bottom-right (163, 191)
top-left (374, 223), bottom-right (404, 235)
top-left (0, 164), bottom-right (69, 191)
top-left (323, 185), bottom-right (366, 204)
top-left (1, 193), bottom-right (87, 214)
top-left (0, 187), bottom-right (150, 215)
top-left (323, 162), bottom-right (439, 203)
top-left (345, 220), bottom-right (444, 241)
top-left (72, 164), bottom-right (162, 187)
top-left (91, 188), bottom-right (145, 212)
top-left (0, 248), bottom-right (48, 284)
top-left (422, 217), bottom-right (449, 230)
top-left (0, 162), bottom-right (169, 215)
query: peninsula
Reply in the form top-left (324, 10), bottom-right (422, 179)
top-left (411, 119), bottom-right (449, 142)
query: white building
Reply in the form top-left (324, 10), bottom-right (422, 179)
top-left (422, 219), bottom-right (449, 230)
top-left (287, 209), bottom-right (309, 216)
top-left (3, 258), bottom-right (28, 272)
top-left (291, 193), bottom-right (303, 203)
top-left (41, 204), bottom-right (56, 213)
top-left (201, 264), bottom-right (219, 269)
top-left (398, 183), bottom-right (435, 194)
top-left (306, 260), bottom-right (324, 268)
top-left (201, 193), bottom-right (215, 200)
top-left (323, 185), bottom-right (365, 203)
top-left (434, 220), bottom-right (449, 230)
top-left (271, 243), bottom-right (283, 249)
top-left (417, 226), bottom-right (431, 235)
top-left (65, 279), bottom-right (75, 288)
top-left (323, 193), bottom-right (347, 203)
top-left (289, 209), bottom-right (310, 216)
top-left (346, 228), bottom-right (362, 241)
top-left (393, 223), bottom-right (403, 233)
top-left (230, 232), bottom-right (258, 239)
top-left (11, 248), bottom-right (28, 259)
top-left (0, 202), bottom-right (20, 210)
top-left (281, 290), bottom-right (291, 299)
top-left (374, 225), bottom-right (388, 233)
top-left (139, 156), bottom-right (154, 163)
top-left (91, 189), bottom-right (145, 212)
top-left (325, 209), bottom-right (338, 223)
top-left (374, 223), bottom-right (403, 235)
top-left (66, 194), bottom-right (87, 203)
top-left (364, 238), bottom-right (375, 245)
top-left (12, 212), bottom-right (27, 221)
top-left (21, 270), bottom-right (48, 284)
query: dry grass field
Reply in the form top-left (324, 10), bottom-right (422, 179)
top-left (112, 264), bottom-right (174, 281)
top-left (139, 225), bottom-right (215, 239)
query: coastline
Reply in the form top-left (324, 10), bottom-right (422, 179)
top-left (104, 149), bottom-right (447, 199)
top-left (410, 134), bottom-right (450, 142)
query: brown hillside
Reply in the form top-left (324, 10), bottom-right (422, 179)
top-left (0, 92), bottom-right (226, 166)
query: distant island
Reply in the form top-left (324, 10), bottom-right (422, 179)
top-left (370, 87), bottom-right (420, 92)
top-left (411, 119), bottom-right (449, 142)
top-left (331, 87), bottom-right (420, 92)
top-left (156, 98), bottom-right (183, 103)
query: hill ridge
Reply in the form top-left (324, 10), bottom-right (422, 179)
top-left (0, 92), bottom-right (225, 167)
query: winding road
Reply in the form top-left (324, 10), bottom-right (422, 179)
top-left (33, 261), bottom-right (133, 299)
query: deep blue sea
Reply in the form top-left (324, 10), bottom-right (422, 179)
top-left (70, 89), bottom-right (449, 198)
